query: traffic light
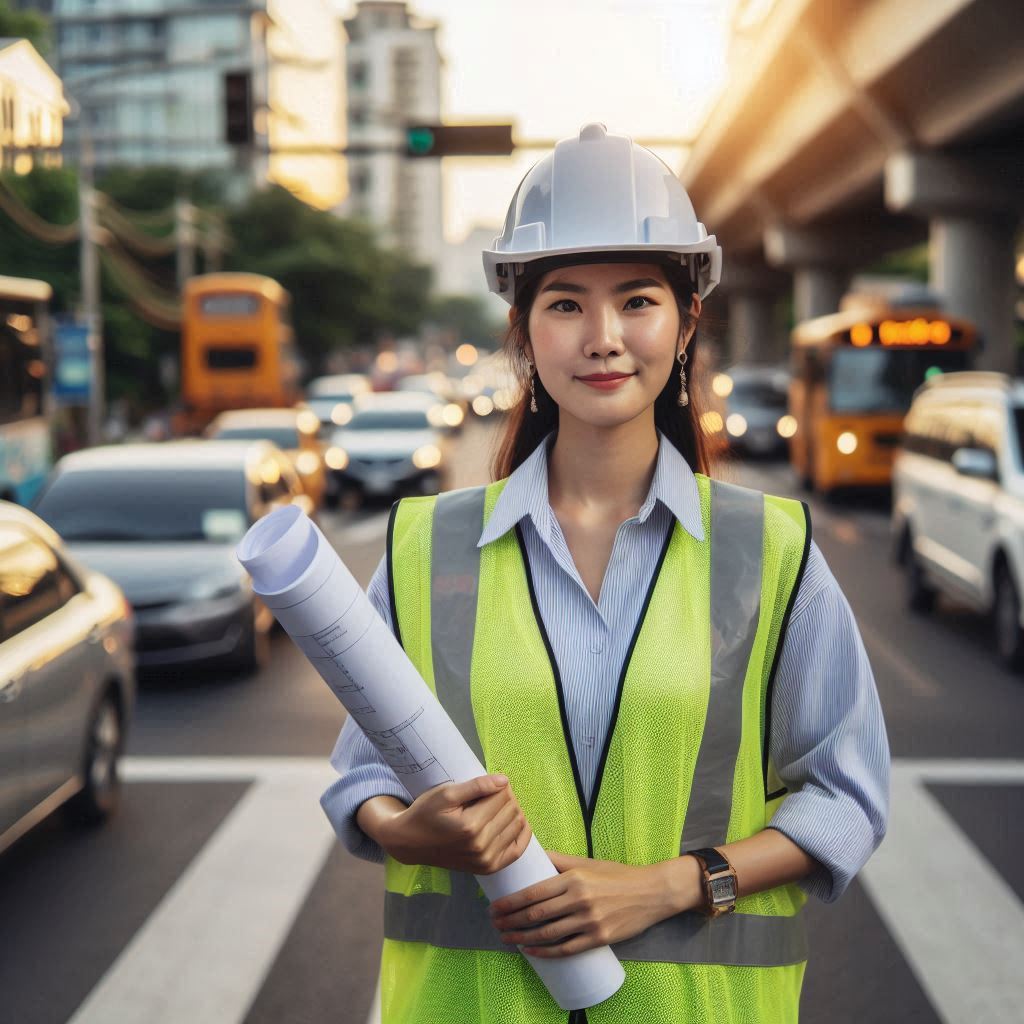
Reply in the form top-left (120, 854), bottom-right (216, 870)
top-left (224, 71), bottom-right (253, 146)
top-left (405, 123), bottom-right (514, 158)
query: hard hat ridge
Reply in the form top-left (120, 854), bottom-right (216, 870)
top-left (482, 122), bottom-right (722, 304)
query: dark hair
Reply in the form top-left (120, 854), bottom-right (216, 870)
top-left (491, 257), bottom-right (723, 480)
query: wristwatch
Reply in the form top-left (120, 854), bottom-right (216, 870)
top-left (687, 847), bottom-right (738, 918)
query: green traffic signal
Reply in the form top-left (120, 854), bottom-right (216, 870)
top-left (407, 127), bottom-right (435, 155)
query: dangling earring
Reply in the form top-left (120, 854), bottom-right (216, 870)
top-left (676, 349), bottom-right (689, 407)
top-left (526, 359), bottom-right (538, 413)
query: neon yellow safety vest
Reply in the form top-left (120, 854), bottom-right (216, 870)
top-left (379, 472), bottom-right (811, 1024)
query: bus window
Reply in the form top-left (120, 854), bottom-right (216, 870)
top-left (205, 346), bottom-right (259, 370)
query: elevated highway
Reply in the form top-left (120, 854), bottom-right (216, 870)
top-left (684, 0), bottom-right (1024, 370)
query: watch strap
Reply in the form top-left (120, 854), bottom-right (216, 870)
top-left (687, 847), bottom-right (730, 874)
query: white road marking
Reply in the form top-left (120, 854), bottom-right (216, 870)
top-left (860, 760), bottom-right (1024, 1024)
top-left (70, 758), bottom-right (1023, 1024)
top-left (69, 759), bottom-right (336, 1024)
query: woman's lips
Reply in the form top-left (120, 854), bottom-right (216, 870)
top-left (577, 373), bottom-right (634, 390)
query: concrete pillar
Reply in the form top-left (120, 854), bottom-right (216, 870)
top-left (792, 266), bottom-right (850, 324)
top-left (886, 150), bottom-right (1023, 374)
top-left (717, 261), bottom-right (790, 366)
top-left (763, 223), bottom-right (854, 323)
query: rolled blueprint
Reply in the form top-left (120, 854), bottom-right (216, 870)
top-left (236, 505), bottom-right (625, 1011)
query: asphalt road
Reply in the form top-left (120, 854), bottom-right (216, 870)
top-left (1, 418), bottom-right (1020, 1024)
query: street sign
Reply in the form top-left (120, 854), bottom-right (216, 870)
top-left (53, 319), bottom-right (92, 404)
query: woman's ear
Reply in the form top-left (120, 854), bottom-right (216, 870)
top-left (690, 293), bottom-right (703, 319)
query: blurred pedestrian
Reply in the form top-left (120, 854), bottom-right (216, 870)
top-left (322, 123), bottom-right (890, 1023)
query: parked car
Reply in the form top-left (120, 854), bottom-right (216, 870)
top-left (33, 441), bottom-right (311, 673)
top-left (0, 501), bottom-right (135, 854)
top-left (716, 365), bottom-right (791, 458)
top-left (204, 407), bottom-right (327, 508)
top-left (892, 371), bottom-right (1024, 669)
top-left (303, 374), bottom-right (372, 430)
top-left (326, 392), bottom-right (450, 506)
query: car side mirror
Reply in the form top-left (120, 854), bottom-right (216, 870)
top-left (951, 447), bottom-right (998, 480)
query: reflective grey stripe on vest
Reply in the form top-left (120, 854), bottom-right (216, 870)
top-left (387, 478), bottom-right (804, 966)
top-left (679, 479), bottom-right (764, 852)
top-left (385, 890), bottom-right (808, 967)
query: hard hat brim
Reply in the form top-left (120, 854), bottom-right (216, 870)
top-left (482, 239), bottom-right (722, 305)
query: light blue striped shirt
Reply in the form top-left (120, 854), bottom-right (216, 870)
top-left (320, 431), bottom-right (890, 903)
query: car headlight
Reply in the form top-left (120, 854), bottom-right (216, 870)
top-left (726, 413), bottom-right (748, 437)
top-left (776, 415), bottom-right (798, 438)
top-left (837, 431), bottom-right (858, 454)
top-left (295, 450), bottom-right (320, 475)
top-left (473, 395), bottom-right (494, 416)
top-left (325, 446), bottom-right (348, 470)
top-left (413, 444), bottom-right (442, 470)
top-left (331, 403), bottom-right (353, 426)
top-left (442, 403), bottom-right (464, 427)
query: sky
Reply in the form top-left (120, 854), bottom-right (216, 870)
top-left (337, 0), bottom-right (735, 242)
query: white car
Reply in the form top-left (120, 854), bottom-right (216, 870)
top-left (891, 371), bottom-right (1024, 669)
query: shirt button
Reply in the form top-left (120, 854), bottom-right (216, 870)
top-left (589, 641), bottom-right (604, 654)
top-left (584, 735), bottom-right (595, 746)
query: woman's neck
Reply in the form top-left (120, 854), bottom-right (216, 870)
top-left (547, 414), bottom-right (659, 517)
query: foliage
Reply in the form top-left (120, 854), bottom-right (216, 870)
top-left (428, 293), bottom-right (505, 345)
top-left (226, 185), bottom-right (433, 372)
top-left (0, 1), bottom-right (50, 55)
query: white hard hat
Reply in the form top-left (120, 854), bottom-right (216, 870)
top-left (482, 122), bottom-right (722, 305)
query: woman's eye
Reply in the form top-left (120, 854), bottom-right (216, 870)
top-left (549, 299), bottom-right (579, 313)
top-left (625, 295), bottom-right (654, 310)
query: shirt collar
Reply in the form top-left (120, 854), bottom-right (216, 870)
top-left (477, 429), bottom-right (705, 548)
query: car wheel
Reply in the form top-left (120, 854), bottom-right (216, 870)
top-left (905, 539), bottom-right (936, 613)
top-left (993, 564), bottom-right (1024, 670)
top-left (65, 690), bottom-right (123, 826)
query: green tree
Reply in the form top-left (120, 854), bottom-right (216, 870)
top-left (0, 1), bottom-right (50, 55)
top-left (227, 185), bottom-right (432, 372)
top-left (428, 294), bottom-right (505, 346)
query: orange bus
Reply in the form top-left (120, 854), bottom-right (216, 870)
top-left (788, 300), bottom-right (978, 496)
top-left (180, 273), bottom-right (301, 432)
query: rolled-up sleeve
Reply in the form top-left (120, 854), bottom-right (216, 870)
top-left (319, 552), bottom-right (410, 863)
top-left (766, 540), bottom-right (891, 903)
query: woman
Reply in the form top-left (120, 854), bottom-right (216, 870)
top-left (321, 124), bottom-right (890, 1023)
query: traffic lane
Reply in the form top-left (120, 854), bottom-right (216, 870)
top-left (0, 781), bottom-right (249, 1024)
top-left (732, 458), bottom-right (1023, 759)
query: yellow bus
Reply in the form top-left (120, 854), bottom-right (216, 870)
top-left (788, 301), bottom-right (977, 495)
top-left (180, 273), bottom-right (301, 433)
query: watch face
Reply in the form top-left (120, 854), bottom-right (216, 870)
top-left (710, 876), bottom-right (736, 904)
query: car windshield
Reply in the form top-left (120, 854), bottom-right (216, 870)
top-left (347, 410), bottom-right (430, 431)
top-left (829, 348), bottom-right (971, 413)
top-left (211, 425), bottom-right (298, 448)
top-left (35, 467), bottom-right (249, 542)
top-left (730, 380), bottom-right (788, 409)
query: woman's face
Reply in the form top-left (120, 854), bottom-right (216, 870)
top-left (524, 261), bottom-right (700, 430)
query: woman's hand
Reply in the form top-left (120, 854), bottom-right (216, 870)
top-left (379, 774), bottom-right (533, 875)
top-left (488, 851), bottom-right (689, 957)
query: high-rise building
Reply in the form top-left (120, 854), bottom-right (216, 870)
top-left (340, 1), bottom-right (443, 278)
top-left (27, 0), bottom-right (343, 208)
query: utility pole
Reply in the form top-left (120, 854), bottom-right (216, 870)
top-left (78, 129), bottom-right (104, 448)
top-left (175, 197), bottom-right (196, 289)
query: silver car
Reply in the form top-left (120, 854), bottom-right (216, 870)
top-left (33, 441), bottom-right (310, 674)
top-left (1, 501), bottom-right (135, 854)
top-left (327, 392), bottom-right (450, 504)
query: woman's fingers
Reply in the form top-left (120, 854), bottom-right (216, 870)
top-left (492, 891), bottom-right (575, 933)
top-left (499, 910), bottom-right (590, 949)
top-left (473, 793), bottom-right (521, 853)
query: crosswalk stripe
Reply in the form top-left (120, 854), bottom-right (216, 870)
top-left (69, 761), bottom-right (336, 1024)
top-left (860, 760), bottom-right (1024, 1023)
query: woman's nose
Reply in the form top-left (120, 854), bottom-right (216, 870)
top-left (583, 306), bottom-right (624, 358)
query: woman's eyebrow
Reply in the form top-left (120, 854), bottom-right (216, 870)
top-left (539, 277), bottom-right (664, 295)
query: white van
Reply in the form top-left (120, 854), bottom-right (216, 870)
top-left (892, 371), bottom-right (1024, 670)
